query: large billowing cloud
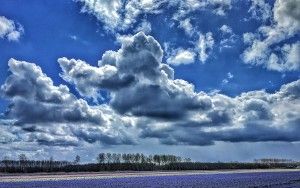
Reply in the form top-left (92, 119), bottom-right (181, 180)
top-left (243, 0), bottom-right (300, 72)
top-left (1, 58), bottom-right (103, 125)
top-left (0, 16), bottom-right (24, 41)
top-left (59, 32), bottom-right (212, 119)
top-left (1, 32), bottom-right (300, 151)
top-left (1, 59), bottom-right (136, 146)
top-left (58, 32), bottom-right (300, 146)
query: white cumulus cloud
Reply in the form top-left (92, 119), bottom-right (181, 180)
top-left (167, 48), bottom-right (196, 66)
top-left (242, 0), bottom-right (300, 72)
top-left (0, 16), bottom-right (24, 41)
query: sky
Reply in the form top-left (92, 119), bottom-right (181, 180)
top-left (0, 0), bottom-right (299, 162)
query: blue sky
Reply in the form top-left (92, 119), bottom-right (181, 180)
top-left (0, 0), bottom-right (299, 162)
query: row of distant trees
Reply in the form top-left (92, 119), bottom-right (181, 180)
top-left (0, 153), bottom-right (298, 173)
top-left (254, 158), bottom-right (297, 164)
top-left (0, 153), bottom-right (191, 173)
top-left (96, 153), bottom-right (191, 165)
top-left (0, 154), bottom-right (72, 173)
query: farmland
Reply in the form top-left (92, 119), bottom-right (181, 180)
top-left (1, 170), bottom-right (300, 188)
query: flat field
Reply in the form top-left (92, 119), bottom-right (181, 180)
top-left (0, 169), bottom-right (300, 188)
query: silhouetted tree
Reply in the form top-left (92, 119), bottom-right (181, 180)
top-left (153, 155), bottom-right (161, 165)
top-left (141, 154), bottom-right (146, 163)
top-left (74, 155), bottom-right (80, 164)
top-left (18, 154), bottom-right (27, 172)
top-left (106, 153), bottom-right (112, 163)
top-left (97, 153), bottom-right (106, 164)
top-left (122, 153), bottom-right (129, 163)
top-left (111, 153), bottom-right (121, 163)
top-left (49, 156), bottom-right (54, 172)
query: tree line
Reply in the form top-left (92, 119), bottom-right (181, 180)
top-left (254, 158), bottom-right (297, 164)
top-left (96, 153), bottom-right (191, 165)
top-left (0, 154), bottom-right (71, 173)
top-left (0, 153), bottom-right (298, 173)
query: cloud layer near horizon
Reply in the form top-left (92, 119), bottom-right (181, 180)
top-left (1, 32), bottom-right (300, 151)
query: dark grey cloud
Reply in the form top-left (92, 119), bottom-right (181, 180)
top-left (59, 32), bottom-right (212, 119)
top-left (110, 84), bottom-right (211, 119)
top-left (242, 99), bottom-right (274, 121)
top-left (214, 118), bottom-right (300, 143)
top-left (71, 127), bottom-right (136, 145)
top-left (140, 79), bottom-right (300, 145)
top-left (141, 118), bottom-right (300, 146)
top-left (30, 132), bottom-right (79, 147)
